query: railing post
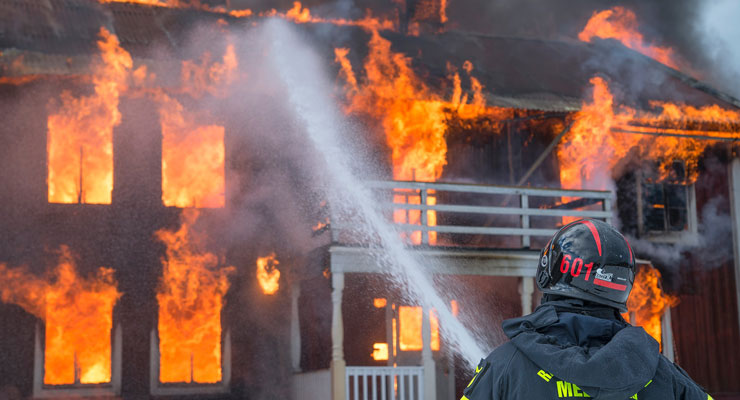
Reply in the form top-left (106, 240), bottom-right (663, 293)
top-left (420, 188), bottom-right (428, 245)
top-left (331, 272), bottom-right (346, 400)
top-left (603, 195), bottom-right (612, 225)
top-left (521, 194), bottom-right (530, 248)
top-left (421, 308), bottom-right (436, 400)
top-left (520, 277), bottom-right (534, 316)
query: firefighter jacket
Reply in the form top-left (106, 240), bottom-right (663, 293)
top-left (461, 299), bottom-right (711, 400)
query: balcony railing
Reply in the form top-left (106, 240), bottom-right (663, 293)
top-left (346, 366), bottom-right (423, 400)
top-left (331, 180), bottom-right (613, 248)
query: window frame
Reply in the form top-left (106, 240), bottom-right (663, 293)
top-left (32, 323), bottom-right (122, 398)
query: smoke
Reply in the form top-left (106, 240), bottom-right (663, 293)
top-left (627, 196), bottom-right (734, 285)
top-left (696, 0), bottom-right (740, 98)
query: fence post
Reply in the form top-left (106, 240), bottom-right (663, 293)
top-left (521, 194), bottom-right (530, 248)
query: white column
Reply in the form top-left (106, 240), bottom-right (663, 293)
top-left (421, 307), bottom-right (436, 400)
top-left (520, 277), bottom-right (534, 315)
top-left (330, 272), bottom-right (346, 400)
top-left (290, 280), bottom-right (302, 372)
top-left (728, 158), bottom-right (740, 335)
top-left (660, 308), bottom-right (675, 362)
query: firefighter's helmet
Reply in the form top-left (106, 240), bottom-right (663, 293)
top-left (536, 219), bottom-right (635, 312)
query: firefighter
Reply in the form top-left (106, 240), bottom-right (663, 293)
top-left (461, 219), bottom-right (712, 400)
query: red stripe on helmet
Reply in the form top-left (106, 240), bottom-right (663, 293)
top-left (579, 220), bottom-right (602, 257)
top-left (625, 237), bottom-right (633, 263)
top-left (594, 278), bottom-right (627, 291)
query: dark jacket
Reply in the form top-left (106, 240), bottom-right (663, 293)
top-left (462, 299), bottom-right (711, 400)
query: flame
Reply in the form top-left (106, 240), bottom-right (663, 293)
top-left (47, 28), bottom-right (131, 204)
top-left (625, 265), bottom-right (677, 349)
top-left (155, 209), bottom-right (234, 383)
top-left (335, 32), bottom-right (513, 244)
top-left (159, 94), bottom-right (226, 208)
top-left (579, 7), bottom-right (680, 70)
top-left (261, 2), bottom-right (395, 31)
top-left (371, 343), bottom-right (389, 361)
top-left (179, 45), bottom-right (237, 99)
top-left (373, 298), bottom-right (387, 308)
top-left (159, 45), bottom-right (235, 208)
top-left (256, 253), bottom-right (280, 295)
top-left (558, 76), bottom-right (740, 192)
top-left (99, 0), bottom-right (255, 18)
top-left (398, 306), bottom-right (440, 351)
top-left (450, 299), bottom-right (459, 317)
top-left (0, 247), bottom-right (120, 385)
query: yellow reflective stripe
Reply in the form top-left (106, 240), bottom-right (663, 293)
top-left (708, 395), bottom-right (713, 400)
top-left (467, 365), bottom-right (483, 388)
top-left (461, 396), bottom-right (470, 400)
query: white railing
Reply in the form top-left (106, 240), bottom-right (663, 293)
top-left (331, 180), bottom-right (612, 248)
top-left (346, 366), bottom-right (423, 400)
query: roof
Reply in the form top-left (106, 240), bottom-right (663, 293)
top-left (0, 0), bottom-right (738, 113)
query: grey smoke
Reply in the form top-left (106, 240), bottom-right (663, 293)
top-left (627, 196), bottom-right (734, 276)
top-left (696, 0), bottom-right (740, 98)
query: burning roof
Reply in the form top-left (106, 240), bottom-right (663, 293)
top-left (1, 0), bottom-right (738, 116)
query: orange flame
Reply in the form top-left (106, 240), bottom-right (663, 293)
top-left (335, 32), bottom-right (512, 244)
top-left (99, 0), bottom-right (254, 18)
top-left (371, 343), bottom-right (389, 361)
top-left (47, 28), bottom-right (131, 204)
top-left (0, 247), bottom-right (120, 384)
top-left (398, 306), bottom-right (440, 351)
top-left (159, 94), bottom-right (226, 208)
top-left (625, 265), bottom-right (677, 349)
top-left (262, 2), bottom-right (395, 31)
top-left (155, 209), bottom-right (234, 383)
top-left (559, 76), bottom-right (740, 192)
top-left (256, 253), bottom-right (280, 295)
top-left (159, 45), bottom-right (236, 208)
top-left (579, 7), bottom-right (680, 70)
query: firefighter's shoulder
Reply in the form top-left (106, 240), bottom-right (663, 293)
top-left (460, 343), bottom-right (518, 400)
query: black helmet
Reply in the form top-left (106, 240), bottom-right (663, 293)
top-left (536, 219), bottom-right (635, 312)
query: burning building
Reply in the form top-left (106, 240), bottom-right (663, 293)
top-left (0, 1), bottom-right (739, 400)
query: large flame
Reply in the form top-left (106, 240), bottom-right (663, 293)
top-left (626, 265), bottom-right (677, 349)
top-left (155, 209), bottom-right (234, 383)
top-left (335, 31), bottom-right (512, 244)
top-left (559, 76), bottom-right (740, 191)
top-left (256, 253), bottom-right (280, 295)
top-left (0, 247), bottom-right (120, 384)
top-left (159, 45), bottom-right (236, 208)
top-left (47, 28), bottom-right (131, 204)
top-left (579, 7), bottom-right (680, 70)
top-left (159, 94), bottom-right (226, 208)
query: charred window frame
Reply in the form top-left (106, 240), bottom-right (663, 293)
top-left (623, 161), bottom-right (698, 241)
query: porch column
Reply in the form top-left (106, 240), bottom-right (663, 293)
top-left (331, 272), bottom-right (346, 400)
top-left (729, 158), bottom-right (740, 334)
top-left (520, 276), bottom-right (535, 315)
top-left (421, 307), bottom-right (436, 400)
top-left (290, 279), bottom-right (301, 372)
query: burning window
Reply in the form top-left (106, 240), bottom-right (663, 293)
top-left (398, 306), bottom-right (440, 352)
top-left (159, 95), bottom-right (226, 209)
top-left (46, 28), bottom-right (131, 204)
top-left (154, 209), bottom-right (234, 385)
top-left (0, 247), bottom-right (121, 391)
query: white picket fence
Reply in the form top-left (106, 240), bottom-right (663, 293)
top-left (346, 366), bottom-right (424, 400)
